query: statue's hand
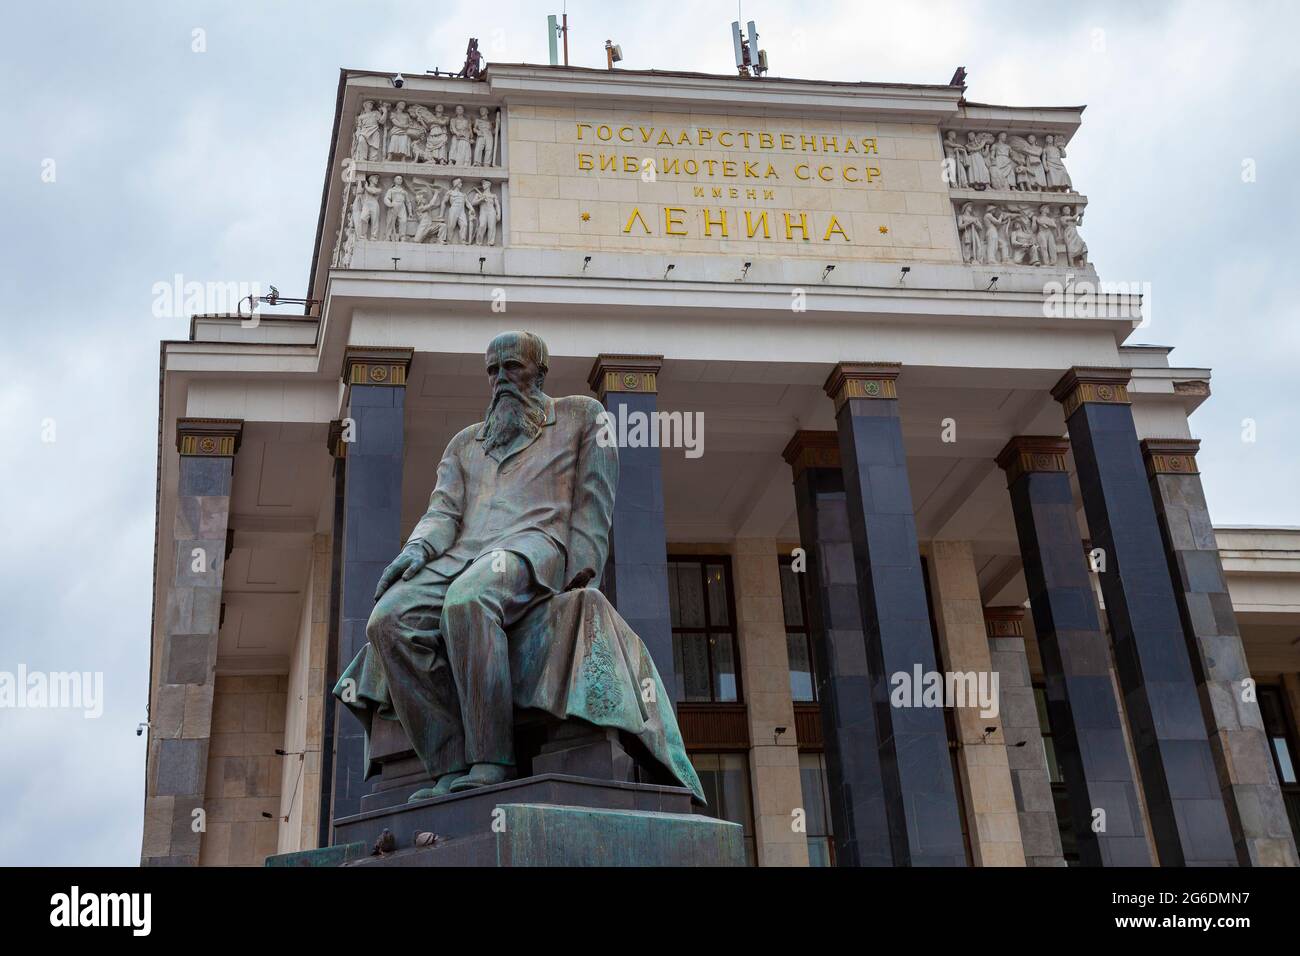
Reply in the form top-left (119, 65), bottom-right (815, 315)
top-left (374, 544), bottom-right (430, 600)
top-left (563, 568), bottom-right (596, 592)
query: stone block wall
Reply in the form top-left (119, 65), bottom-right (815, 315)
top-left (197, 675), bottom-right (286, 866)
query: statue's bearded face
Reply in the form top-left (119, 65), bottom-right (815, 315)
top-left (483, 343), bottom-right (547, 452)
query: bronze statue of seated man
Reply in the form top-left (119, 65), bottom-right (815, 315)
top-left (333, 331), bottom-right (702, 803)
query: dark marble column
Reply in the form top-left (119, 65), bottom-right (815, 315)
top-left (329, 347), bottom-right (412, 832)
top-left (823, 363), bottom-right (966, 866)
top-left (995, 439), bottom-right (1151, 867)
top-left (783, 431), bottom-right (892, 867)
top-left (143, 418), bottom-right (242, 866)
top-left (1053, 368), bottom-right (1237, 865)
top-left (588, 355), bottom-right (674, 701)
top-left (1141, 438), bottom-right (1299, 866)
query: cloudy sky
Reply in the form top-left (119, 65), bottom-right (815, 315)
top-left (1, 0), bottom-right (1297, 866)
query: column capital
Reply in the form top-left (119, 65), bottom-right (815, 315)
top-left (781, 430), bottom-right (840, 477)
top-left (327, 419), bottom-right (348, 459)
top-left (995, 435), bottom-right (1069, 486)
top-left (176, 418), bottom-right (243, 457)
top-left (342, 346), bottom-right (413, 387)
top-left (823, 362), bottom-right (901, 411)
top-left (1051, 366), bottom-right (1132, 418)
top-left (587, 354), bottom-right (662, 399)
top-left (983, 606), bottom-right (1025, 640)
top-left (1139, 437), bottom-right (1201, 477)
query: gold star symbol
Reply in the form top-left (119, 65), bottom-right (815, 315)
top-left (878, 225), bottom-right (889, 234)
top-left (580, 211), bottom-right (591, 222)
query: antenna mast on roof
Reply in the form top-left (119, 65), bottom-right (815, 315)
top-left (457, 37), bottom-right (484, 79)
top-left (731, 19), bottom-right (768, 77)
top-left (547, 6), bottom-right (570, 66)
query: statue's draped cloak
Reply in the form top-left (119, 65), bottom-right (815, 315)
top-left (335, 587), bottom-right (704, 803)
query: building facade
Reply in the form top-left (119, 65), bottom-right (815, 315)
top-left (141, 63), bottom-right (1300, 867)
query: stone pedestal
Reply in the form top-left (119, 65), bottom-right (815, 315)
top-left (268, 774), bottom-right (744, 867)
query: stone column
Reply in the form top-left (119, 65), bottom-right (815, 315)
top-left (1141, 438), bottom-right (1299, 866)
top-left (329, 347), bottom-right (412, 831)
top-left (783, 430), bottom-right (893, 866)
top-left (926, 541), bottom-right (1025, 866)
top-left (996, 436), bottom-right (1152, 866)
top-left (588, 355), bottom-right (674, 699)
top-left (730, 538), bottom-right (810, 867)
top-left (1053, 368), bottom-right (1237, 865)
top-left (823, 364), bottom-right (966, 866)
top-left (984, 607), bottom-right (1066, 866)
top-left (142, 418), bottom-right (242, 866)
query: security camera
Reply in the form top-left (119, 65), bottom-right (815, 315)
top-left (393, 73), bottom-right (405, 88)
top-left (136, 721), bottom-right (150, 737)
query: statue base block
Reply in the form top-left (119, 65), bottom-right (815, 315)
top-left (281, 773), bottom-right (744, 867)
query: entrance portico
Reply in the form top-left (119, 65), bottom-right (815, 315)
top-left (141, 63), bottom-right (1300, 867)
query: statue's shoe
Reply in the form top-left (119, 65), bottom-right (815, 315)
top-left (448, 763), bottom-right (515, 792)
top-left (406, 772), bottom-right (462, 803)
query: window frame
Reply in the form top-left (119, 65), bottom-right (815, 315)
top-left (778, 554), bottom-right (820, 703)
top-left (666, 554), bottom-right (744, 704)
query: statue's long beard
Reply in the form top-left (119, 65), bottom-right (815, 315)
top-left (483, 386), bottom-right (546, 452)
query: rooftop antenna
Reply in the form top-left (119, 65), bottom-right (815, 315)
top-left (731, 19), bottom-right (768, 77)
top-left (457, 37), bottom-right (483, 79)
top-left (548, 6), bottom-right (570, 66)
top-left (605, 39), bottom-right (622, 70)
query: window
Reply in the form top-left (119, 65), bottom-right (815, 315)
top-left (778, 556), bottom-right (819, 702)
top-left (1258, 685), bottom-right (1300, 847)
top-left (798, 752), bottom-right (835, 866)
top-left (667, 557), bottom-right (740, 702)
top-left (691, 752), bottom-right (757, 865)
top-left (1034, 684), bottom-right (1079, 864)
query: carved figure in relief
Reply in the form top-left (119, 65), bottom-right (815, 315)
top-left (989, 132), bottom-right (1017, 191)
top-left (448, 105), bottom-right (474, 167)
top-left (353, 100), bottom-right (387, 162)
top-left (472, 107), bottom-right (496, 166)
top-left (471, 180), bottom-right (500, 245)
top-left (354, 174), bottom-right (383, 240)
top-left (414, 105), bottom-right (450, 165)
top-left (445, 177), bottom-right (471, 243)
top-left (943, 130), bottom-right (969, 188)
top-left (340, 224), bottom-right (357, 267)
top-left (956, 202), bottom-right (984, 264)
top-left (965, 131), bottom-right (992, 189)
top-left (383, 175), bottom-right (414, 240)
top-left (1009, 134), bottom-right (1047, 191)
top-left (982, 204), bottom-right (1010, 263)
top-left (411, 178), bottom-right (447, 244)
top-left (1032, 205), bottom-right (1059, 266)
top-left (1042, 134), bottom-right (1071, 191)
top-left (1059, 206), bottom-right (1088, 266)
top-left (1008, 212), bottom-right (1040, 265)
top-left (386, 102), bottom-right (418, 162)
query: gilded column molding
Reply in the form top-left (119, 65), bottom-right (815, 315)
top-left (983, 606), bottom-right (1025, 640)
top-left (994, 435), bottom-right (1069, 486)
top-left (587, 354), bottom-right (662, 400)
top-left (342, 345), bottom-right (414, 387)
top-left (780, 430), bottom-right (840, 479)
top-left (327, 419), bottom-right (348, 459)
top-left (822, 362), bottom-right (901, 412)
top-left (1050, 366), bottom-right (1132, 420)
top-left (175, 418), bottom-right (243, 457)
top-left (1139, 437), bottom-right (1200, 478)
